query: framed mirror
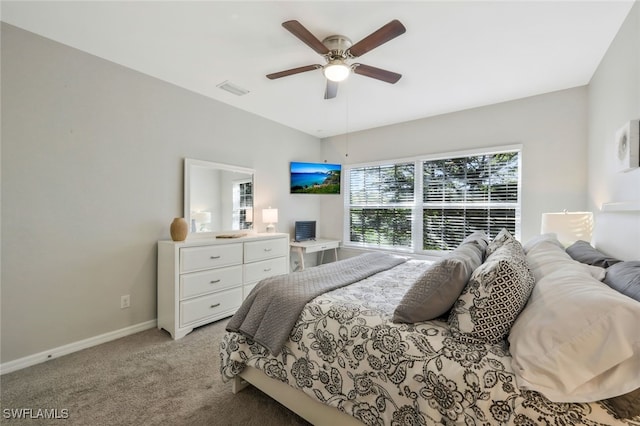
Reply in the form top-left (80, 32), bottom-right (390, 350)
top-left (184, 158), bottom-right (254, 235)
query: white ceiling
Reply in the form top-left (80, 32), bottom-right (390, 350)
top-left (1, 1), bottom-right (635, 137)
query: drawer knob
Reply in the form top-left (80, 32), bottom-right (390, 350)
top-left (210, 303), bottom-right (221, 309)
top-left (263, 248), bottom-right (272, 252)
top-left (210, 255), bottom-right (221, 259)
top-left (264, 267), bottom-right (272, 272)
top-left (210, 279), bottom-right (221, 284)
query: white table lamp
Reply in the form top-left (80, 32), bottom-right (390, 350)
top-left (540, 211), bottom-right (593, 246)
top-left (262, 208), bottom-right (278, 233)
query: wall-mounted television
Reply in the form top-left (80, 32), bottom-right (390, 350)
top-left (290, 162), bottom-right (341, 194)
top-left (294, 221), bottom-right (316, 242)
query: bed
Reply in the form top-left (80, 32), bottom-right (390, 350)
top-left (220, 229), bottom-right (640, 426)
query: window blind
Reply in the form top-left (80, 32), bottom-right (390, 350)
top-left (348, 163), bottom-right (414, 249)
top-left (346, 149), bottom-right (520, 252)
top-left (349, 163), bottom-right (415, 205)
top-left (423, 152), bottom-right (519, 250)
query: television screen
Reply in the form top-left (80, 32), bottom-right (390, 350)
top-left (290, 162), bottom-right (341, 194)
top-left (294, 221), bottom-right (316, 242)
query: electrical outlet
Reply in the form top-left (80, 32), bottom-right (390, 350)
top-left (121, 295), bottom-right (130, 309)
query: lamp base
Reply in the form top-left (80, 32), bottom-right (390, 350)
top-left (266, 224), bottom-right (275, 233)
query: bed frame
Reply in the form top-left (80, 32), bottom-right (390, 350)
top-left (233, 367), bottom-right (363, 426)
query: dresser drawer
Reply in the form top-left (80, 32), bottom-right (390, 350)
top-left (180, 244), bottom-right (243, 273)
top-left (244, 238), bottom-right (288, 262)
top-left (180, 287), bottom-right (242, 326)
top-left (180, 265), bottom-right (243, 300)
top-left (244, 257), bottom-right (288, 283)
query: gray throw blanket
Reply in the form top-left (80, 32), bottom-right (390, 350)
top-left (226, 252), bottom-right (407, 355)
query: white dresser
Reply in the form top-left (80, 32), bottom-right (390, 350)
top-left (157, 233), bottom-right (289, 339)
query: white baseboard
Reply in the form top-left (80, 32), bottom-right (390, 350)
top-left (0, 319), bottom-right (157, 375)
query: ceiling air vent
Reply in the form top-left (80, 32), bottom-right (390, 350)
top-left (217, 81), bottom-right (250, 96)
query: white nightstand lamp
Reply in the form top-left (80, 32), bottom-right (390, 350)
top-left (262, 207), bottom-right (278, 233)
top-left (541, 211), bottom-right (593, 246)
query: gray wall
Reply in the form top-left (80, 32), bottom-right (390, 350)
top-left (1, 23), bottom-right (322, 363)
top-left (320, 86), bottom-right (589, 245)
top-left (587, 1), bottom-right (640, 260)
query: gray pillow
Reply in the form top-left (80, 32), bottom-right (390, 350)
top-left (392, 234), bottom-right (486, 323)
top-left (604, 261), bottom-right (640, 302)
top-left (461, 230), bottom-right (489, 252)
top-left (449, 235), bottom-right (535, 344)
top-left (566, 240), bottom-right (621, 268)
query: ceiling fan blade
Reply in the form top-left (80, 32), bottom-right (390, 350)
top-left (352, 64), bottom-right (402, 84)
top-left (266, 64), bottom-right (321, 80)
top-left (282, 20), bottom-right (330, 55)
top-left (348, 20), bottom-right (406, 58)
top-left (324, 80), bottom-right (338, 99)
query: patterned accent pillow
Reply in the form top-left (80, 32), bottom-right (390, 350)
top-left (485, 227), bottom-right (514, 258)
top-left (449, 236), bottom-right (535, 344)
top-left (606, 387), bottom-right (640, 419)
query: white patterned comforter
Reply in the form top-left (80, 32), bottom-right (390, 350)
top-left (220, 260), bottom-right (639, 426)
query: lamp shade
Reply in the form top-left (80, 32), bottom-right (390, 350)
top-left (193, 211), bottom-right (211, 224)
top-left (262, 208), bottom-right (278, 224)
top-left (262, 208), bottom-right (278, 233)
top-left (540, 211), bottom-right (593, 246)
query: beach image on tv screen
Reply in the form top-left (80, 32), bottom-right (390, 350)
top-left (290, 162), bottom-right (341, 194)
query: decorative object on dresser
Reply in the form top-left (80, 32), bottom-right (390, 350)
top-left (169, 217), bottom-right (188, 242)
top-left (157, 233), bottom-right (289, 339)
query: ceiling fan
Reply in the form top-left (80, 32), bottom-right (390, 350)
top-left (266, 19), bottom-right (406, 99)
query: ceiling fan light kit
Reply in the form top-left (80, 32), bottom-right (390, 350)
top-left (267, 19), bottom-right (406, 99)
top-left (323, 61), bottom-right (350, 82)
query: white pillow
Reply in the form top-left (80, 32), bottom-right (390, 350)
top-left (509, 241), bottom-right (640, 403)
top-left (522, 232), bottom-right (563, 254)
top-left (524, 238), bottom-right (606, 281)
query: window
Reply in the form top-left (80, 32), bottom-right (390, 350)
top-left (345, 147), bottom-right (521, 252)
top-left (233, 180), bottom-right (253, 230)
top-left (422, 152), bottom-right (520, 250)
top-left (348, 163), bottom-right (415, 249)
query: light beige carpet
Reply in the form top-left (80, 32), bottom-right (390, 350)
top-left (0, 319), bottom-right (310, 425)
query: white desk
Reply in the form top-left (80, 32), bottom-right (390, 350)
top-left (290, 238), bottom-right (340, 271)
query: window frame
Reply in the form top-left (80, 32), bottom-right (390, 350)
top-left (343, 144), bottom-right (522, 255)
